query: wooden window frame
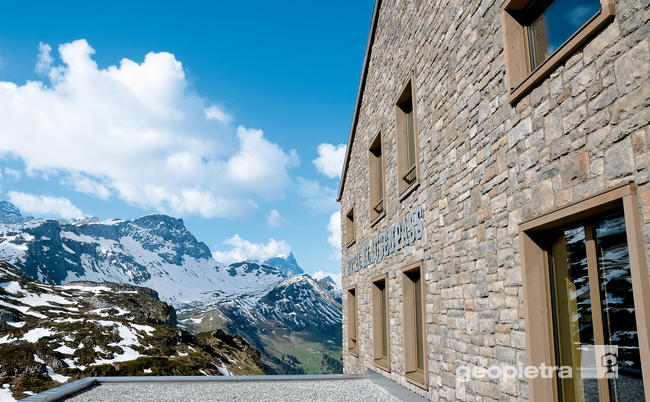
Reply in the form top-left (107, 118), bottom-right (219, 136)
top-left (372, 274), bottom-right (391, 372)
top-left (345, 206), bottom-right (356, 248)
top-left (347, 286), bottom-right (359, 357)
top-left (519, 182), bottom-right (650, 401)
top-left (401, 261), bottom-right (428, 389)
top-left (501, 0), bottom-right (615, 104)
top-left (369, 130), bottom-right (386, 226)
top-left (395, 72), bottom-right (420, 201)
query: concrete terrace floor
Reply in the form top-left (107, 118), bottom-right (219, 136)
top-left (24, 372), bottom-right (429, 401)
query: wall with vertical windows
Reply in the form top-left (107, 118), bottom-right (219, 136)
top-left (339, 0), bottom-right (649, 399)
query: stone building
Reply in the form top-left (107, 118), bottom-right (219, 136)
top-left (337, 0), bottom-right (649, 400)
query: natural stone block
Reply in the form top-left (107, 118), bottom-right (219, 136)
top-left (640, 184), bottom-right (650, 222)
top-left (532, 179), bottom-right (554, 212)
top-left (544, 108), bottom-right (564, 143)
top-left (560, 152), bottom-right (590, 186)
top-left (604, 137), bottom-right (634, 180)
top-left (508, 118), bottom-right (532, 148)
top-left (615, 40), bottom-right (649, 94)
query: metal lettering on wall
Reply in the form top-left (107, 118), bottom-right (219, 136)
top-left (346, 206), bottom-right (423, 275)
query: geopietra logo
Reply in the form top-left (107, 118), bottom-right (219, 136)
top-left (457, 345), bottom-right (618, 381)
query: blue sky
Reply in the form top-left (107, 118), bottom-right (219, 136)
top-left (0, 1), bottom-right (374, 279)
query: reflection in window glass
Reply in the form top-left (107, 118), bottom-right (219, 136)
top-left (549, 226), bottom-right (599, 401)
top-left (596, 216), bottom-right (645, 401)
top-left (527, 0), bottom-right (601, 70)
top-left (414, 271), bottom-right (423, 371)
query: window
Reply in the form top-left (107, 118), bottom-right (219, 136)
top-left (395, 74), bottom-right (419, 198)
top-left (501, 0), bottom-right (615, 103)
top-left (347, 287), bottom-right (358, 356)
top-left (519, 183), bottom-right (650, 401)
top-left (345, 207), bottom-right (355, 247)
top-left (369, 131), bottom-right (386, 224)
top-left (372, 275), bottom-right (390, 371)
top-left (402, 262), bottom-right (427, 387)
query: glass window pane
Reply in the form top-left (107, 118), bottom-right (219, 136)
top-left (381, 284), bottom-right (388, 357)
top-left (377, 154), bottom-right (383, 201)
top-left (596, 215), bottom-right (645, 401)
top-left (528, 0), bottom-right (601, 70)
top-left (414, 271), bottom-right (423, 371)
top-left (549, 226), bottom-right (599, 401)
top-left (406, 110), bottom-right (416, 171)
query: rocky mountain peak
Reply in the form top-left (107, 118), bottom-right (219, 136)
top-left (263, 252), bottom-right (304, 277)
top-left (0, 201), bottom-right (33, 224)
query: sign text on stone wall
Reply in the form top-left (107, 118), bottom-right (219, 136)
top-left (346, 206), bottom-right (423, 275)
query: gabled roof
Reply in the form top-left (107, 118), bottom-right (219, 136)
top-left (336, 0), bottom-right (382, 202)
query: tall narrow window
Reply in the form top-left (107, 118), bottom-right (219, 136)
top-left (372, 276), bottom-right (390, 371)
top-left (347, 287), bottom-right (358, 356)
top-left (395, 75), bottom-right (419, 197)
top-left (402, 262), bottom-right (426, 387)
top-left (345, 207), bottom-right (355, 247)
top-left (369, 132), bottom-right (385, 223)
top-left (548, 214), bottom-right (645, 401)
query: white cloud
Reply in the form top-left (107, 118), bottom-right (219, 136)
top-left (204, 104), bottom-right (232, 123)
top-left (0, 39), bottom-right (298, 219)
top-left (212, 234), bottom-right (291, 265)
top-left (267, 209), bottom-right (282, 228)
top-left (313, 143), bottom-right (346, 179)
top-left (227, 126), bottom-right (299, 196)
top-left (61, 173), bottom-right (111, 199)
top-left (567, 5), bottom-right (595, 27)
top-left (296, 177), bottom-right (338, 214)
top-left (312, 270), bottom-right (342, 288)
top-left (8, 191), bottom-right (84, 220)
top-left (35, 42), bottom-right (53, 74)
top-left (3, 168), bottom-right (22, 180)
top-left (327, 211), bottom-right (341, 260)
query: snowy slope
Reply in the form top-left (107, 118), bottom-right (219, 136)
top-left (0, 261), bottom-right (266, 400)
top-left (0, 205), bottom-right (287, 304)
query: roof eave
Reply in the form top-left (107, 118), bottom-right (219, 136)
top-left (336, 0), bottom-right (382, 202)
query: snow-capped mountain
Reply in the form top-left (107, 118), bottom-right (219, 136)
top-left (263, 253), bottom-right (303, 277)
top-left (178, 274), bottom-right (342, 374)
top-left (0, 202), bottom-right (343, 374)
top-left (0, 201), bottom-right (33, 224)
top-left (0, 205), bottom-right (286, 304)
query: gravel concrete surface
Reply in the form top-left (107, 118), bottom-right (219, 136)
top-left (66, 379), bottom-right (403, 401)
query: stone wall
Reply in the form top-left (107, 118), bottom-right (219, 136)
top-left (340, 0), bottom-right (649, 400)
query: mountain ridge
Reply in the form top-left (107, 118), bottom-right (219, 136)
top-left (0, 201), bottom-right (343, 375)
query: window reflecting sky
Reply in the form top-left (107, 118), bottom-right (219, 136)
top-left (542, 0), bottom-right (601, 54)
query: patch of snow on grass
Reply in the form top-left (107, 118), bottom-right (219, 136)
top-left (23, 328), bottom-right (55, 343)
top-left (54, 345), bottom-right (76, 355)
top-left (0, 335), bottom-right (15, 344)
top-left (143, 368), bottom-right (152, 373)
top-left (0, 386), bottom-right (16, 402)
top-left (91, 346), bottom-right (141, 366)
top-left (215, 359), bottom-right (232, 376)
top-left (60, 284), bottom-right (112, 294)
top-left (6, 321), bottom-right (25, 328)
top-left (10, 291), bottom-right (73, 307)
top-left (131, 323), bottom-right (155, 336)
top-left (33, 355), bottom-right (45, 363)
top-left (46, 367), bottom-right (70, 383)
